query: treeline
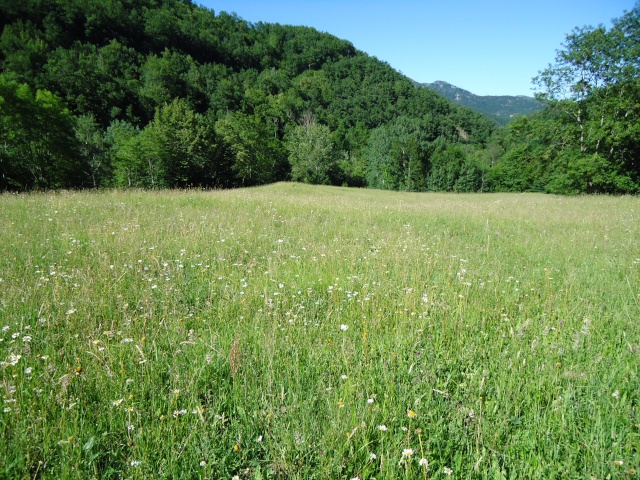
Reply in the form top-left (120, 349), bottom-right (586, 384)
top-left (0, 0), bottom-right (494, 191)
top-left (0, 0), bottom-right (638, 193)
top-left (495, 4), bottom-right (640, 194)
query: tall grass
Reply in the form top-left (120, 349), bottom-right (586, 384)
top-left (1, 184), bottom-right (638, 479)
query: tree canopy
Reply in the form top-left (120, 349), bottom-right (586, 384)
top-left (0, 0), bottom-right (638, 193)
top-left (508, 4), bottom-right (640, 193)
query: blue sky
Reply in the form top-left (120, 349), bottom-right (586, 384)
top-left (197, 0), bottom-right (636, 97)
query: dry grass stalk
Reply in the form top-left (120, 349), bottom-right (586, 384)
top-left (229, 336), bottom-right (241, 377)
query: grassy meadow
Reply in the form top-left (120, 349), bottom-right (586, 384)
top-left (1, 183), bottom-right (639, 479)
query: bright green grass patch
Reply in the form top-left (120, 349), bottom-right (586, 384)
top-left (1, 184), bottom-right (639, 479)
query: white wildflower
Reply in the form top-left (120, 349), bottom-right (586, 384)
top-left (402, 448), bottom-right (413, 458)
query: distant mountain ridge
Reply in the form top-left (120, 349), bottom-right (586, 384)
top-left (419, 81), bottom-right (544, 125)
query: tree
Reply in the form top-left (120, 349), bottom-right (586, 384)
top-left (0, 20), bottom-right (50, 84)
top-left (286, 115), bottom-right (339, 185)
top-left (363, 116), bottom-right (429, 191)
top-left (139, 49), bottom-right (197, 114)
top-left (146, 98), bottom-right (230, 187)
top-left (216, 111), bottom-right (287, 186)
top-left (110, 126), bottom-right (165, 188)
top-left (106, 119), bottom-right (142, 188)
top-left (490, 112), bottom-right (560, 192)
top-left (75, 113), bottom-right (109, 188)
top-left (109, 99), bottom-right (232, 188)
top-left (40, 40), bottom-right (144, 127)
top-left (427, 144), bottom-right (464, 192)
top-left (530, 5), bottom-right (640, 192)
top-left (0, 75), bottom-right (82, 190)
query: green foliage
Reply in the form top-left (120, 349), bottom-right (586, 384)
top-left (286, 118), bottom-right (339, 185)
top-left (364, 116), bottom-right (430, 191)
top-left (216, 111), bottom-right (287, 187)
top-left (0, 75), bottom-right (82, 189)
top-left (1, 0), bottom-right (636, 194)
top-left (546, 151), bottom-right (638, 194)
top-left (106, 119), bottom-right (141, 187)
top-left (427, 144), bottom-right (466, 191)
top-left (139, 49), bottom-right (201, 115)
top-left (108, 99), bottom-right (231, 188)
top-left (146, 98), bottom-right (228, 188)
top-left (75, 114), bottom-right (109, 188)
top-left (41, 40), bottom-right (144, 127)
top-left (112, 124), bottom-right (167, 189)
top-left (363, 115), bottom-right (492, 193)
top-left (0, 0), bottom-right (498, 192)
top-left (490, 114), bottom-right (555, 192)
top-left (0, 20), bottom-right (49, 83)
top-left (364, 126), bottom-right (395, 190)
top-left (506, 5), bottom-right (640, 194)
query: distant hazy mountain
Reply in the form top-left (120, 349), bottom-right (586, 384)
top-left (420, 81), bottom-right (545, 125)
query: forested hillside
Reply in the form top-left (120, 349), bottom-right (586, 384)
top-left (424, 81), bottom-right (544, 125)
top-left (0, 0), bottom-right (496, 191)
top-left (0, 0), bottom-right (638, 193)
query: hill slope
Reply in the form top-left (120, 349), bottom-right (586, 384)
top-left (423, 81), bottom-right (544, 125)
top-left (0, 0), bottom-right (496, 191)
top-left (8, 1), bottom-right (635, 194)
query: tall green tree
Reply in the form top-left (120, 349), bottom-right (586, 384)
top-left (427, 144), bottom-right (464, 191)
top-left (0, 75), bottom-right (81, 190)
top-left (286, 115), bottom-right (339, 185)
top-left (530, 5), bottom-right (640, 192)
top-left (0, 20), bottom-right (49, 83)
top-left (216, 111), bottom-right (287, 186)
top-left (364, 116), bottom-right (429, 191)
top-left (75, 113), bottom-right (109, 188)
top-left (139, 49), bottom-right (199, 115)
top-left (110, 126), bottom-right (165, 188)
top-left (364, 125), bottom-right (395, 190)
top-left (146, 98), bottom-right (229, 187)
top-left (106, 119), bottom-right (142, 188)
top-left (109, 99), bottom-right (231, 188)
top-left (41, 40), bottom-right (144, 127)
